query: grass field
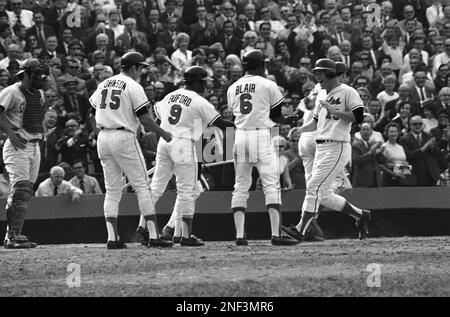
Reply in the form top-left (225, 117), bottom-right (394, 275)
top-left (0, 237), bottom-right (449, 297)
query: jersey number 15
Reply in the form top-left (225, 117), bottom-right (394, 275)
top-left (100, 89), bottom-right (122, 110)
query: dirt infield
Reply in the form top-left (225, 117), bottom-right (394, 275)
top-left (0, 237), bottom-right (449, 297)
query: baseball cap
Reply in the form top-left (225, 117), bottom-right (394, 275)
top-left (15, 58), bottom-right (44, 76)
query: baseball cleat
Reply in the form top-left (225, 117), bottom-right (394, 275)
top-left (305, 220), bottom-right (325, 242)
top-left (4, 235), bottom-right (37, 249)
top-left (180, 235), bottom-right (204, 247)
top-left (148, 238), bottom-right (173, 248)
top-left (160, 226), bottom-right (174, 241)
top-left (235, 238), bottom-right (249, 246)
top-left (356, 209), bottom-right (371, 240)
top-left (173, 236), bottom-right (182, 244)
top-left (271, 235), bottom-right (298, 246)
top-left (135, 226), bottom-right (149, 246)
top-left (106, 240), bottom-right (127, 250)
top-left (281, 225), bottom-right (305, 242)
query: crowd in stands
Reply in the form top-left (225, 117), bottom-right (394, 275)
top-left (1, 0), bottom-right (450, 197)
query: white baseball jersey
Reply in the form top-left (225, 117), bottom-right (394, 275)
top-left (154, 88), bottom-right (220, 141)
top-left (227, 75), bottom-right (284, 129)
top-left (314, 84), bottom-right (364, 143)
top-left (298, 83), bottom-right (327, 140)
top-left (89, 73), bottom-right (148, 132)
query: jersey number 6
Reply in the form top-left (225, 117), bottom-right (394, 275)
top-left (240, 93), bottom-right (253, 114)
top-left (168, 104), bottom-right (182, 125)
top-left (100, 89), bottom-right (121, 110)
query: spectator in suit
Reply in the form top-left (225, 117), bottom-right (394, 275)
top-left (215, 1), bottom-right (236, 33)
top-left (61, 76), bottom-right (90, 123)
top-left (409, 68), bottom-right (435, 115)
top-left (157, 17), bottom-right (179, 56)
top-left (159, 0), bottom-right (179, 27)
top-left (437, 153), bottom-right (450, 186)
top-left (55, 28), bottom-right (73, 56)
top-left (434, 64), bottom-right (449, 94)
top-left (55, 118), bottom-right (90, 166)
top-left (69, 160), bottom-right (103, 194)
top-left (35, 166), bottom-right (82, 201)
top-left (85, 63), bottom-right (104, 96)
top-left (191, 12), bottom-right (219, 49)
top-left (352, 122), bottom-right (383, 187)
top-left (26, 10), bottom-right (55, 50)
top-left (399, 115), bottom-right (442, 186)
top-left (219, 19), bottom-right (242, 57)
top-left (115, 17), bottom-right (150, 56)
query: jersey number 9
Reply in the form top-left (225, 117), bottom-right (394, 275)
top-left (100, 89), bottom-right (121, 110)
top-left (240, 93), bottom-right (253, 114)
top-left (168, 104), bottom-right (182, 125)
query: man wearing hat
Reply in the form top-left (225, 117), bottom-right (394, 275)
top-left (61, 75), bottom-right (90, 123)
top-left (0, 58), bottom-right (48, 248)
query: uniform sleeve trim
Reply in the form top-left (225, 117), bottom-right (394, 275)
top-left (135, 101), bottom-right (150, 113)
top-left (208, 114), bottom-right (221, 126)
top-left (270, 97), bottom-right (284, 109)
top-left (350, 105), bottom-right (365, 111)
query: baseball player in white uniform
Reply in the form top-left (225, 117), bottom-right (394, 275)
top-left (89, 52), bottom-right (173, 249)
top-left (283, 58), bottom-right (371, 242)
top-left (135, 66), bottom-right (235, 247)
top-left (0, 59), bottom-right (47, 249)
top-left (227, 49), bottom-right (297, 246)
top-left (295, 62), bottom-right (350, 241)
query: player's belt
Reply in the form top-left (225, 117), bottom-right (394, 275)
top-left (315, 140), bottom-right (335, 144)
top-left (100, 127), bottom-right (125, 130)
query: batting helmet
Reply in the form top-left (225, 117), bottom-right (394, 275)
top-left (312, 58), bottom-right (336, 74)
top-left (183, 66), bottom-right (211, 84)
top-left (121, 52), bottom-right (149, 68)
top-left (242, 49), bottom-right (265, 71)
top-left (335, 62), bottom-right (347, 75)
top-left (16, 58), bottom-right (45, 76)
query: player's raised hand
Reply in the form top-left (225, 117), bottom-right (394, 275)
top-left (8, 132), bottom-right (27, 150)
top-left (320, 100), bottom-right (336, 115)
top-left (72, 192), bottom-right (81, 203)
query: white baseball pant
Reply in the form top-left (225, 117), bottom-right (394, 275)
top-left (302, 141), bottom-right (351, 214)
top-left (298, 133), bottom-right (316, 185)
top-left (150, 137), bottom-right (200, 220)
top-left (232, 128), bottom-right (281, 209)
top-left (2, 139), bottom-right (40, 206)
top-left (97, 129), bottom-right (155, 218)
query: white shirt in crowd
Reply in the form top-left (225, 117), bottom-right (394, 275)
top-left (35, 178), bottom-right (83, 197)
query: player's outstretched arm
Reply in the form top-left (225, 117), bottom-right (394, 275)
top-left (299, 118), bottom-right (318, 133)
top-left (210, 116), bottom-right (235, 129)
top-left (138, 112), bottom-right (172, 142)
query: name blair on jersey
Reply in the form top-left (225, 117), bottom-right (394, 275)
top-left (235, 83), bottom-right (256, 96)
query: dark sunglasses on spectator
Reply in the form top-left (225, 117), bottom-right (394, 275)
top-left (70, 66), bottom-right (80, 69)
top-left (411, 122), bottom-right (423, 126)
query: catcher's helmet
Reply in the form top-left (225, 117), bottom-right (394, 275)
top-left (121, 52), bottom-right (149, 68)
top-left (335, 62), bottom-right (347, 75)
top-left (183, 66), bottom-right (211, 84)
top-left (242, 49), bottom-right (265, 71)
top-left (312, 58), bottom-right (336, 74)
top-left (16, 58), bottom-right (45, 76)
